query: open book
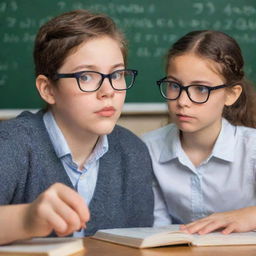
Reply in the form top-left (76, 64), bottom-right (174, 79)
top-left (0, 237), bottom-right (84, 256)
top-left (92, 225), bottom-right (256, 248)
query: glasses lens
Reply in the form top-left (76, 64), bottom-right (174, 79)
top-left (78, 71), bottom-right (102, 92)
top-left (160, 81), bottom-right (181, 99)
top-left (188, 85), bottom-right (209, 103)
top-left (111, 70), bottom-right (135, 90)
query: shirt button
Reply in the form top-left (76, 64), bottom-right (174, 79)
top-left (80, 173), bottom-right (86, 180)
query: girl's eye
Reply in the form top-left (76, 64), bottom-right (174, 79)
top-left (111, 71), bottom-right (122, 80)
top-left (194, 85), bottom-right (209, 93)
top-left (169, 82), bottom-right (180, 90)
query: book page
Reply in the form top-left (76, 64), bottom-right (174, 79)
top-left (0, 237), bottom-right (84, 255)
top-left (93, 225), bottom-right (195, 248)
top-left (192, 231), bottom-right (256, 246)
top-left (95, 225), bottom-right (183, 239)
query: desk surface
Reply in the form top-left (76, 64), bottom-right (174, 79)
top-left (79, 238), bottom-right (256, 256)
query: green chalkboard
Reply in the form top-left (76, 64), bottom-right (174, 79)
top-left (0, 0), bottom-right (256, 108)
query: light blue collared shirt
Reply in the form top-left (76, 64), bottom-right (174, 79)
top-left (43, 111), bottom-right (108, 236)
top-left (142, 118), bottom-right (256, 226)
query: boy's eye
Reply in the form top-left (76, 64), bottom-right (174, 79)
top-left (79, 73), bottom-right (93, 82)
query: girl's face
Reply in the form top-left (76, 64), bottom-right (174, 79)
top-left (48, 36), bottom-right (126, 137)
top-left (167, 53), bottom-right (230, 136)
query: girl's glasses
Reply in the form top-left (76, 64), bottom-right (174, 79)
top-left (156, 77), bottom-right (231, 104)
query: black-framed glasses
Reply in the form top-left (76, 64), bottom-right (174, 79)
top-left (53, 69), bottom-right (138, 92)
top-left (156, 77), bottom-right (231, 104)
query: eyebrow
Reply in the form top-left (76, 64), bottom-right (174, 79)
top-left (166, 75), bottom-right (181, 83)
top-left (72, 63), bottom-right (125, 72)
top-left (166, 75), bottom-right (215, 86)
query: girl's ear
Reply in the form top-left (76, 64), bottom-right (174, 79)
top-left (36, 75), bottom-right (56, 105)
top-left (225, 85), bottom-right (242, 106)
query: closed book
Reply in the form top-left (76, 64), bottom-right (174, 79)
top-left (0, 237), bottom-right (84, 256)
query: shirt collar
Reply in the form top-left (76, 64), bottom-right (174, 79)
top-left (87, 135), bottom-right (108, 165)
top-left (159, 118), bottom-right (236, 164)
top-left (43, 111), bottom-right (108, 163)
top-left (159, 124), bottom-right (181, 163)
top-left (43, 111), bottom-right (70, 158)
top-left (211, 118), bottom-right (236, 162)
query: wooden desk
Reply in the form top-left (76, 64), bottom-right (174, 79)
top-left (81, 238), bottom-right (256, 256)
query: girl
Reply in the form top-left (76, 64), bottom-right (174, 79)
top-left (142, 30), bottom-right (256, 235)
top-left (0, 10), bottom-right (154, 244)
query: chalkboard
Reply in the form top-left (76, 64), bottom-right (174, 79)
top-left (0, 0), bottom-right (256, 108)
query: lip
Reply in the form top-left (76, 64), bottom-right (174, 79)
top-left (176, 113), bottom-right (194, 121)
top-left (95, 106), bottom-right (116, 117)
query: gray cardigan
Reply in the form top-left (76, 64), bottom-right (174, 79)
top-left (0, 111), bottom-right (154, 236)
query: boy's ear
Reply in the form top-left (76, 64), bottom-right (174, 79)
top-left (225, 85), bottom-right (242, 106)
top-left (36, 75), bottom-right (56, 105)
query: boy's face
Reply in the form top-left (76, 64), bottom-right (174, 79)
top-left (48, 36), bottom-right (126, 138)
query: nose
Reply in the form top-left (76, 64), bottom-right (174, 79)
top-left (97, 77), bottom-right (115, 98)
top-left (176, 89), bottom-right (191, 107)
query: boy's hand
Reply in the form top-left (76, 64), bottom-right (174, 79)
top-left (24, 183), bottom-right (90, 237)
top-left (180, 206), bottom-right (256, 235)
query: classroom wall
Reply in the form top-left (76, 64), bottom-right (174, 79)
top-left (118, 113), bottom-right (169, 136)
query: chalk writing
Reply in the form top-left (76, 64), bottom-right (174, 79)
top-left (0, 63), bottom-right (8, 71)
top-left (223, 3), bottom-right (256, 16)
top-left (193, 2), bottom-right (215, 15)
top-left (0, 0), bottom-right (255, 107)
top-left (0, 75), bottom-right (7, 86)
top-left (0, 2), bottom-right (6, 12)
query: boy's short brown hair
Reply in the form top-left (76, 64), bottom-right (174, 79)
top-left (34, 9), bottom-right (127, 80)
